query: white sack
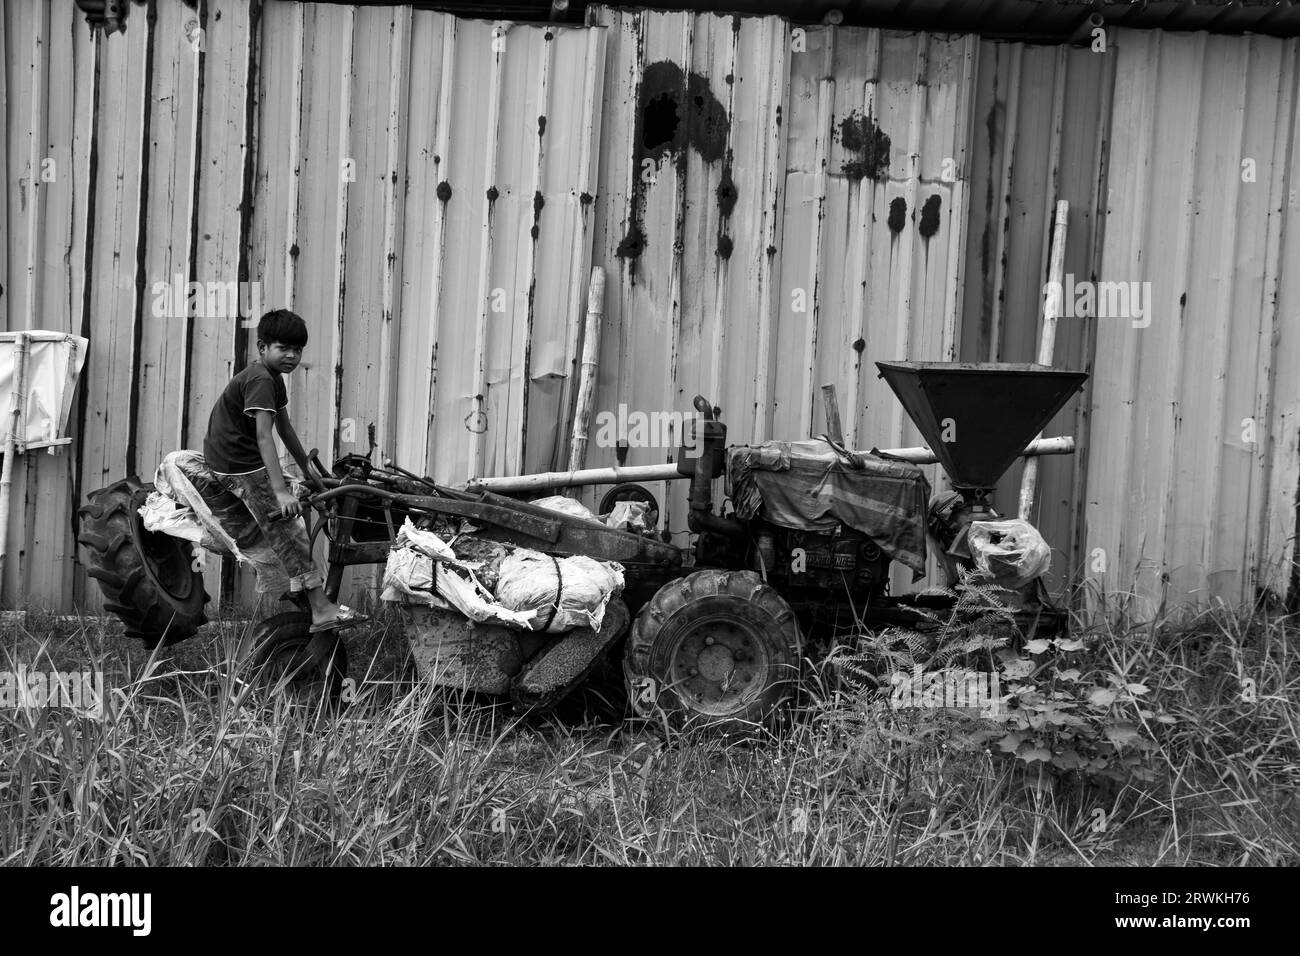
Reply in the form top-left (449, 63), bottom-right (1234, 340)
top-left (432, 565), bottom-right (539, 629)
top-left (380, 535), bottom-right (538, 628)
top-left (494, 550), bottom-right (624, 634)
top-left (0, 333), bottom-right (87, 446)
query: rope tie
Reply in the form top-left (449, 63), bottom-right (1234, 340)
top-left (540, 555), bottom-right (564, 631)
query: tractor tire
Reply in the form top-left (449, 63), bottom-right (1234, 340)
top-left (249, 611), bottom-right (348, 707)
top-left (78, 477), bottom-right (210, 649)
top-left (623, 570), bottom-right (802, 730)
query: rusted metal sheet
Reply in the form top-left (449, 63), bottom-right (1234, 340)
top-left (136, 0), bottom-right (202, 481)
top-left (1085, 29), bottom-right (1300, 612)
top-left (959, 40), bottom-right (1114, 591)
top-left (1263, 75), bottom-right (1300, 612)
top-left (239, 7), bottom-right (607, 604)
top-left (529, 26), bottom-right (606, 476)
top-left (580, 1), bottom-right (1300, 39)
top-left (393, 10), bottom-right (453, 474)
top-left (388, 17), bottom-right (608, 491)
top-left (18, 0), bottom-right (81, 607)
top-left (583, 7), bottom-right (977, 590)
top-left (3, 2), bottom-right (29, 606)
top-left (75, 14), bottom-right (154, 609)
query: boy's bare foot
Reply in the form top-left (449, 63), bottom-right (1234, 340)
top-left (310, 602), bottom-right (342, 627)
top-left (308, 604), bottom-right (369, 634)
top-left (303, 589), bottom-right (369, 632)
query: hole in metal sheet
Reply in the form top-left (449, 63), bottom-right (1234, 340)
top-left (643, 92), bottom-right (681, 152)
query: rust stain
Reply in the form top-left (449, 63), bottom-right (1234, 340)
top-left (838, 109), bottom-right (890, 181)
top-left (620, 61), bottom-right (732, 273)
top-left (887, 197), bottom-right (907, 234)
top-left (918, 194), bottom-right (941, 239)
top-left (531, 190), bottom-right (545, 240)
top-left (638, 61), bottom-right (729, 163)
top-left (716, 160), bottom-right (737, 217)
top-left (615, 224), bottom-right (646, 259)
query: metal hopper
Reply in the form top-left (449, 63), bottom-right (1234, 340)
top-left (875, 361), bottom-right (1089, 501)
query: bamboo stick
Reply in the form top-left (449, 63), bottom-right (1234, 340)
top-left (821, 384), bottom-right (844, 444)
top-left (0, 333), bottom-right (31, 597)
top-left (566, 266), bottom-right (605, 477)
top-left (1019, 200), bottom-right (1069, 521)
top-left (467, 435), bottom-right (1077, 494)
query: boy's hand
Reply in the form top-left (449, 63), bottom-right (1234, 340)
top-left (275, 487), bottom-right (301, 519)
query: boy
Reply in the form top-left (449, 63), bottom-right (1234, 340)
top-left (202, 309), bottom-right (365, 633)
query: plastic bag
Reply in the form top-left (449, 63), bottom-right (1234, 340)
top-left (139, 491), bottom-right (207, 545)
top-left (396, 517), bottom-right (458, 563)
top-left (967, 519), bottom-right (1051, 590)
top-left (605, 500), bottom-right (653, 533)
top-left (381, 547), bottom-right (438, 606)
top-left (532, 495), bottom-right (599, 522)
top-left (152, 450), bottom-right (245, 558)
top-left (494, 550), bottom-right (624, 633)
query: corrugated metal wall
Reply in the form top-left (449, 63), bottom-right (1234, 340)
top-left (5, 0), bottom-right (611, 609)
top-left (959, 40), bottom-right (1113, 590)
top-left (2, 0), bottom-right (1298, 614)
top-left (1085, 30), bottom-right (1300, 614)
top-left (583, 7), bottom-right (977, 594)
top-left (1, 0), bottom-right (95, 610)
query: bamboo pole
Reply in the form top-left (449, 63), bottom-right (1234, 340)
top-left (468, 435), bottom-right (1077, 494)
top-left (566, 266), bottom-right (604, 477)
top-left (821, 384), bottom-right (844, 444)
top-left (1019, 200), bottom-right (1069, 521)
top-left (0, 333), bottom-right (31, 596)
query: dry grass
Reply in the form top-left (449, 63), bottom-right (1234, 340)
top-left (1, 596), bottom-right (1296, 867)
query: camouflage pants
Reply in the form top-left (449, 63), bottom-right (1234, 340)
top-left (204, 467), bottom-right (324, 594)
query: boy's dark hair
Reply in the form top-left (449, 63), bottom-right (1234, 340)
top-left (257, 309), bottom-right (308, 348)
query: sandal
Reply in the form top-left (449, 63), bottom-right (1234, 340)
top-left (309, 605), bottom-right (370, 634)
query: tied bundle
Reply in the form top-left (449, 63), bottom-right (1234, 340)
top-left (493, 551), bottom-right (624, 634)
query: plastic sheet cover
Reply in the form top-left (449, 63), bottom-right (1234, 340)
top-left (728, 440), bottom-right (931, 575)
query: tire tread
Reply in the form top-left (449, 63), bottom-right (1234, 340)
top-left (79, 476), bottom-right (209, 647)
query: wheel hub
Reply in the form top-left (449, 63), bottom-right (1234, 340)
top-left (669, 617), bottom-right (766, 707)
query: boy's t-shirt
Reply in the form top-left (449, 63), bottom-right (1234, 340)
top-left (203, 361), bottom-right (288, 474)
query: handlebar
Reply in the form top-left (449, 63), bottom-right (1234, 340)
top-left (265, 452), bottom-right (442, 524)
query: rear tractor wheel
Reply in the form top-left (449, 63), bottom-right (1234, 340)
top-left (248, 611), bottom-right (348, 706)
top-left (77, 476), bottom-right (210, 650)
top-left (623, 570), bottom-right (802, 730)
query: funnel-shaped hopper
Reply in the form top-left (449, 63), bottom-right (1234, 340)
top-left (876, 361), bottom-right (1088, 494)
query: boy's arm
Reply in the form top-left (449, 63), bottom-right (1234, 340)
top-left (274, 412), bottom-right (312, 475)
top-left (255, 410), bottom-right (300, 518)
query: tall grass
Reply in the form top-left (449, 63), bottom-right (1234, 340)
top-left (1, 597), bottom-right (1295, 866)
